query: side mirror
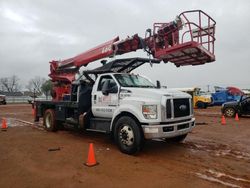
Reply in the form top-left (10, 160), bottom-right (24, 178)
top-left (156, 80), bottom-right (161, 89)
top-left (110, 85), bottom-right (118, 93)
top-left (102, 80), bottom-right (110, 96)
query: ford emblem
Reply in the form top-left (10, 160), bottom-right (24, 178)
top-left (179, 105), bottom-right (187, 111)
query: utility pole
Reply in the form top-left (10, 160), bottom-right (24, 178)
top-left (33, 88), bottom-right (36, 101)
top-left (207, 85), bottom-right (210, 92)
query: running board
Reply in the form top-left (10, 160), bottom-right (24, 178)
top-left (88, 117), bottom-right (111, 133)
top-left (65, 117), bottom-right (78, 125)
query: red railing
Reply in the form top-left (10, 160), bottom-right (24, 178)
top-left (151, 10), bottom-right (216, 66)
top-left (179, 10), bottom-right (216, 55)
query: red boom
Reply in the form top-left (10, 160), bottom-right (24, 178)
top-left (49, 10), bottom-right (216, 101)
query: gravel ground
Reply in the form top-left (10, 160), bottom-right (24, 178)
top-left (0, 104), bottom-right (250, 188)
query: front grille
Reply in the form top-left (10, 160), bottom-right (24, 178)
top-left (173, 98), bottom-right (190, 118)
top-left (166, 98), bottom-right (191, 119)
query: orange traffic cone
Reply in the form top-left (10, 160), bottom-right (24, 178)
top-left (1, 118), bottom-right (7, 131)
top-left (84, 143), bottom-right (99, 167)
top-left (235, 113), bottom-right (239, 121)
top-left (221, 115), bottom-right (226, 125)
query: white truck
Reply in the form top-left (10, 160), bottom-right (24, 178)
top-left (35, 58), bottom-right (195, 154)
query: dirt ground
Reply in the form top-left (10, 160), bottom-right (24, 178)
top-left (0, 104), bottom-right (250, 188)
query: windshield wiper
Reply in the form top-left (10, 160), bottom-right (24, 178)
top-left (124, 85), bottom-right (137, 87)
top-left (138, 85), bottom-right (155, 88)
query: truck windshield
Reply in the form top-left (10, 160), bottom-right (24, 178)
top-left (114, 74), bottom-right (155, 88)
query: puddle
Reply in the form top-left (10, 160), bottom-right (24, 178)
top-left (184, 141), bottom-right (250, 161)
top-left (207, 169), bottom-right (250, 183)
top-left (2, 118), bottom-right (44, 130)
top-left (5, 118), bottom-right (25, 127)
top-left (214, 149), bottom-right (250, 161)
top-left (195, 111), bottom-right (221, 117)
top-left (196, 172), bottom-right (241, 188)
top-left (195, 169), bottom-right (250, 188)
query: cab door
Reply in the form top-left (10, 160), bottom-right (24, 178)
top-left (92, 75), bottom-right (119, 118)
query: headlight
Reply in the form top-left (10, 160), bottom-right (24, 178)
top-left (142, 105), bottom-right (157, 119)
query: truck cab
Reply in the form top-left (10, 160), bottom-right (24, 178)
top-left (88, 72), bottom-right (194, 154)
top-left (35, 58), bottom-right (195, 154)
top-left (193, 88), bottom-right (212, 108)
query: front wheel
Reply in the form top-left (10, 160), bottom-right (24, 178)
top-left (43, 109), bottom-right (57, 131)
top-left (224, 107), bottom-right (236, 117)
top-left (114, 116), bottom-right (144, 155)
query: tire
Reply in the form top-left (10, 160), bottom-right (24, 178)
top-left (43, 109), bottom-right (57, 131)
top-left (114, 116), bottom-right (144, 155)
top-left (165, 134), bottom-right (187, 143)
top-left (196, 101), bottom-right (205, 109)
top-left (224, 107), bottom-right (236, 117)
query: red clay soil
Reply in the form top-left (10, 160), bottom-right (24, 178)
top-left (0, 104), bottom-right (250, 188)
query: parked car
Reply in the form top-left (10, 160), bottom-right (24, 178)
top-left (221, 95), bottom-right (250, 117)
top-left (0, 95), bottom-right (7, 105)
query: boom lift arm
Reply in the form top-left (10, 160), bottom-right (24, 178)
top-left (49, 10), bottom-right (216, 101)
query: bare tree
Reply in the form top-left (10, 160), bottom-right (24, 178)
top-left (26, 76), bottom-right (46, 94)
top-left (41, 79), bottom-right (52, 99)
top-left (0, 75), bottom-right (21, 92)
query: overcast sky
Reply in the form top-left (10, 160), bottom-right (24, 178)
top-left (0, 0), bottom-right (250, 91)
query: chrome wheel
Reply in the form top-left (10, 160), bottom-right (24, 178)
top-left (43, 109), bottom-right (57, 132)
top-left (119, 124), bottom-right (134, 146)
top-left (45, 113), bottom-right (52, 128)
top-left (114, 116), bottom-right (144, 154)
top-left (224, 108), bottom-right (235, 117)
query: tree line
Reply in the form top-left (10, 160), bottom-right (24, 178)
top-left (0, 75), bottom-right (52, 98)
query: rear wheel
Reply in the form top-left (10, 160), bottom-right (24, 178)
top-left (224, 107), bottom-right (236, 117)
top-left (43, 109), bottom-right (57, 131)
top-left (114, 116), bottom-right (144, 155)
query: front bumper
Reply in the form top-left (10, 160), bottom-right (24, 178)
top-left (142, 118), bottom-right (195, 139)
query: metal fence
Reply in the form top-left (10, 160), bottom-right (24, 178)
top-left (6, 96), bottom-right (30, 103)
top-left (5, 96), bottom-right (52, 104)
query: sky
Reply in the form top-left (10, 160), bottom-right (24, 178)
top-left (0, 0), bottom-right (250, 91)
